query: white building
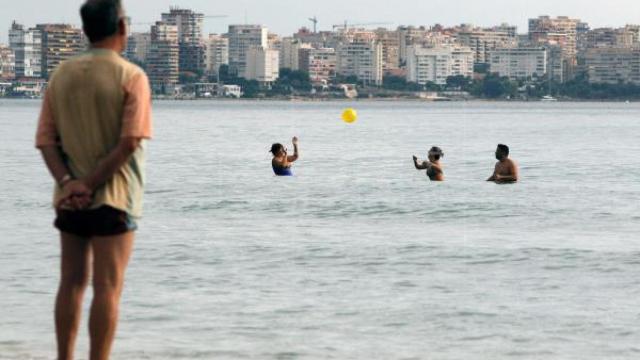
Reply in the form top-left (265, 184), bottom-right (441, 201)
top-left (336, 40), bottom-right (383, 85)
top-left (406, 45), bottom-right (474, 85)
top-left (245, 47), bottom-right (279, 83)
top-left (456, 27), bottom-right (517, 64)
top-left (488, 47), bottom-right (547, 80)
top-left (9, 21), bottom-right (42, 78)
top-left (585, 47), bottom-right (640, 85)
top-left (280, 37), bottom-right (311, 70)
top-left (205, 34), bottom-right (229, 75)
top-left (227, 25), bottom-right (268, 78)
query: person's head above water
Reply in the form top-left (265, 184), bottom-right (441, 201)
top-left (270, 143), bottom-right (286, 157)
top-left (80, 0), bottom-right (127, 52)
top-left (428, 146), bottom-right (444, 161)
top-left (495, 144), bottom-right (510, 160)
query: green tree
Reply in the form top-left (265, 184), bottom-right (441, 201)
top-left (446, 75), bottom-right (471, 90)
top-left (382, 75), bottom-right (423, 91)
top-left (274, 69), bottom-right (312, 93)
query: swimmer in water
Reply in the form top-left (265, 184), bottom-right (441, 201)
top-left (271, 137), bottom-right (299, 176)
top-left (413, 146), bottom-right (444, 181)
top-left (487, 144), bottom-right (519, 183)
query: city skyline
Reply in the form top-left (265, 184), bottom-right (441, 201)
top-left (2, 0), bottom-right (640, 43)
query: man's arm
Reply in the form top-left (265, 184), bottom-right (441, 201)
top-left (40, 146), bottom-right (71, 186)
top-left (413, 156), bottom-right (429, 170)
top-left (487, 163), bottom-right (498, 181)
top-left (36, 89), bottom-right (91, 209)
top-left (83, 137), bottom-right (141, 191)
top-left (39, 146), bottom-right (92, 209)
top-left (287, 137), bottom-right (299, 162)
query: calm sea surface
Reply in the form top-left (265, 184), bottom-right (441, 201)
top-left (1, 99), bottom-right (639, 359)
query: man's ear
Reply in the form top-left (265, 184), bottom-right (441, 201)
top-left (118, 18), bottom-right (126, 36)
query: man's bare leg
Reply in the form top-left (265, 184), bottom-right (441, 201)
top-left (56, 232), bottom-right (91, 360)
top-left (88, 232), bottom-right (134, 360)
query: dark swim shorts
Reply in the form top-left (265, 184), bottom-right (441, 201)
top-left (55, 206), bottom-right (138, 238)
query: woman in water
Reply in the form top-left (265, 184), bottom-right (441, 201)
top-left (413, 146), bottom-right (444, 181)
top-left (271, 137), bottom-right (299, 176)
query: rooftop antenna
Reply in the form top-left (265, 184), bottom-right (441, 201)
top-left (308, 16), bottom-right (318, 33)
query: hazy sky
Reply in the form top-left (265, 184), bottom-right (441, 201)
top-left (2, 0), bottom-right (640, 43)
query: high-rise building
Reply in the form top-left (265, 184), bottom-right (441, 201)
top-left (336, 39), bottom-right (383, 85)
top-left (178, 42), bottom-right (206, 75)
top-left (529, 16), bottom-right (580, 60)
top-left (545, 45), bottom-right (565, 82)
top-left (147, 22), bottom-right (179, 94)
top-left (161, 7), bottom-right (205, 74)
top-left (245, 47), bottom-right (279, 83)
top-left (205, 34), bottom-right (229, 76)
top-left (456, 26), bottom-right (517, 64)
top-left (0, 45), bottom-right (16, 80)
top-left (125, 32), bottom-right (151, 64)
top-left (35, 24), bottom-right (84, 78)
top-left (280, 37), bottom-right (311, 70)
top-left (299, 47), bottom-right (337, 82)
top-left (161, 7), bottom-right (203, 43)
top-left (488, 47), bottom-right (547, 80)
top-left (398, 26), bottom-right (430, 65)
top-left (586, 28), bottom-right (634, 49)
top-left (576, 22), bottom-right (591, 52)
top-left (227, 25), bottom-right (268, 78)
top-left (268, 33), bottom-right (281, 50)
top-left (406, 45), bottom-right (474, 85)
top-left (529, 16), bottom-right (582, 82)
top-left (375, 28), bottom-right (400, 72)
top-left (9, 21), bottom-right (42, 78)
top-left (625, 25), bottom-right (640, 44)
top-left (585, 47), bottom-right (640, 84)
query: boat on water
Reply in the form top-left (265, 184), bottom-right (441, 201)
top-left (541, 95), bottom-right (558, 102)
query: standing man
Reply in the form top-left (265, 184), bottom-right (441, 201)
top-left (487, 144), bottom-right (519, 183)
top-left (35, 1), bottom-right (152, 359)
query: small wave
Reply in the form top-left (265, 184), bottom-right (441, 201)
top-left (458, 333), bottom-right (501, 341)
top-left (393, 280), bottom-right (417, 288)
top-left (146, 189), bottom-right (175, 195)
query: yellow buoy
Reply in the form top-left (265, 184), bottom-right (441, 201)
top-left (341, 108), bottom-right (358, 123)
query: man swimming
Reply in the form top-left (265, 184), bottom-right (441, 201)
top-left (487, 144), bottom-right (519, 183)
top-left (413, 146), bottom-right (444, 181)
top-left (271, 137), bottom-right (299, 176)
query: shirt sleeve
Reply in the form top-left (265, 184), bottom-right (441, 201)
top-left (35, 88), bottom-right (58, 148)
top-left (121, 72), bottom-right (153, 139)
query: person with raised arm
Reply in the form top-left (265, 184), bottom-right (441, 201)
top-left (271, 137), bottom-right (299, 176)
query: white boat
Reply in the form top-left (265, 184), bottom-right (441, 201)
top-left (541, 95), bottom-right (558, 102)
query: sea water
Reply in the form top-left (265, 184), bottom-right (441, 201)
top-left (1, 100), bottom-right (639, 359)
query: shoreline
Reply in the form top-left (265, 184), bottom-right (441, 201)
top-left (1, 96), bottom-right (636, 103)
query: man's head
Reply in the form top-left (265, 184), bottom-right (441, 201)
top-left (270, 143), bottom-right (286, 157)
top-left (80, 0), bottom-right (126, 50)
top-left (495, 144), bottom-right (509, 160)
top-left (428, 146), bottom-right (444, 161)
